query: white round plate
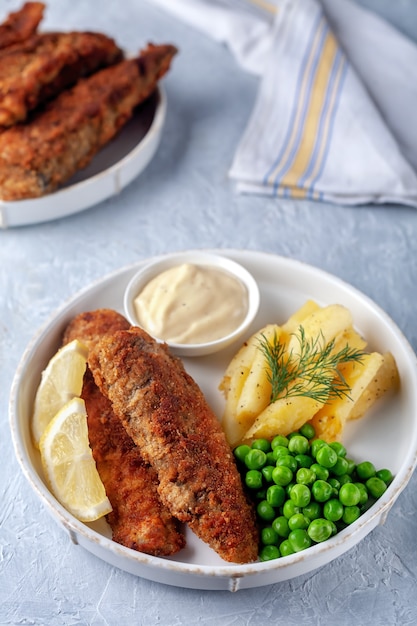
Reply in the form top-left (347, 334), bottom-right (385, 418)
top-left (9, 250), bottom-right (417, 591)
top-left (0, 87), bottom-right (166, 229)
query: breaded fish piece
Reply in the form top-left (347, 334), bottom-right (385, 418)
top-left (81, 369), bottom-right (185, 555)
top-left (63, 309), bottom-right (185, 556)
top-left (0, 2), bottom-right (44, 50)
top-left (62, 308), bottom-right (131, 349)
top-left (89, 327), bottom-right (259, 564)
top-left (0, 31), bottom-right (123, 128)
top-left (0, 43), bottom-right (177, 200)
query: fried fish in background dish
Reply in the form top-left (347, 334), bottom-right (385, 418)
top-left (63, 309), bottom-right (185, 557)
top-left (0, 31), bottom-right (123, 128)
top-left (0, 2), bottom-right (44, 50)
top-left (89, 327), bottom-right (259, 564)
top-left (0, 43), bottom-right (177, 201)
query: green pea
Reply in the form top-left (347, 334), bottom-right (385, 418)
top-left (338, 474), bottom-right (352, 485)
top-left (299, 423), bottom-right (316, 440)
top-left (339, 483), bottom-right (361, 506)
top-left (272, 515), bottom-right (290, 538)
top-left (257, 500), bottom-right (276, 522)
top-left (323, 498), bottom-right (344, 522)
top-left (303, 501), bottom-right (322, 521)
top-left (261, 526), bottom-right (279, 546)
top-left (234, 444), bottom-right (251, 463)
top-left (307, 518), bottom-right (333, 543)
top-left (376, 468), bottom-right (393, 484)
top-left (366, 477), bottom-right (387, 499)
top-left (310, 463), bottom-right (329, 481)
top-left (272, 445), bottom-right (291, 459)
top-left (255, 488), bottom-right (267, 500)
top-left (282, 500), bottom-right (301, 519)
top-left (296, 468), bottom-right (316, 485)
top-left (294, 454), bottom-right (314, 468)
top-left (272, 465), bottom-right (293, 486)
top-left (290, 484), bottom-right (311, 508)
top-left (266, 484), bottom-right (286, 508)
top-left (244, 448), bottom-right (267, 470)
top-left (316, 444), bottom-right (338, 468)
top-left (310, 438), bottom-right (327, 458)
top-left (252, 438), bottom-right (271, 452)
top-left (342, 505), bottom-right (361, 525)
top-left (331, 456), bottom-right (350, 476)
top-left (276, 454), bottom-right (298, 472)
top-left (288, 529), bottom-right (312, 552)
top-left (329, 441), bottom-right (346, 457)
top-left (356, 461), bottom-right (376, 480)
top-left (245, 469), bottom-right (263, 490)
top-left (312, 480), bottom-right (333, 502)
top-left (288, 435), bottom-right (309, 455)
top-left (288, 513), bottom-right (309, 531)
top-left (271, 435), bottom-right (289, 449)
top-left (345, 458), bottom-right (356, 475)
top-left (279, 540), bottom-right (295, 557)
top-left (262, 465), bottom-right (275, 482)
top-left (286, 482), bottom-right (296, 497)
top-left (354, 482), bottom-right (369, 506)
top-left (328, 477), bottom-right (340, 494)
top-left (266, 451), bottom-right (277, 465)
top-left (259, 545), bottom-right (280, 561)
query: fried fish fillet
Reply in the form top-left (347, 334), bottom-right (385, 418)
top-left (88, 326), bottom-right (259, 564)
top-left (0, 43), bottom-right (177, 200)
top-left (62, 308), bottom-right (131, 349)
top-left (0, 31), bottom-right (123, 128)
top-left (0, 2), bottom-right (44, 50)
top-left (63, 309), bottom-right (185, 556)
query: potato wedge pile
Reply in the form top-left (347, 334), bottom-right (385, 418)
top-left (219, 300), bottom-right (399, 447)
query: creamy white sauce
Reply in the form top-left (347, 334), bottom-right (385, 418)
top-left (133, 263), bottom-right (248, 344)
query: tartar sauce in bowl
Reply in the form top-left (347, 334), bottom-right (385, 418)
top-left (133, 263), bottom-right (248, 345)
top-left (124, 251), bottom-right (260, 356)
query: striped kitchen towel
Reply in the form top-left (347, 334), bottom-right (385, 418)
top-left (151, 0), bottom-right (417, 207)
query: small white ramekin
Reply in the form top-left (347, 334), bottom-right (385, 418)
top-left (123, 250), bottom-right (260, 356)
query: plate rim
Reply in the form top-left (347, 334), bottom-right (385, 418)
top-left (9, 249), bottom-right (417, 589)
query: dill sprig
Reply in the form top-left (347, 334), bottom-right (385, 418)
top-left (258, 326), bottom-right (365, 405)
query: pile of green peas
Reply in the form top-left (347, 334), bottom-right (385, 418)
top-left (233, 423), bottom-right (393, 561)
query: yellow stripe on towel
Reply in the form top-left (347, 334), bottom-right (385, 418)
top-left (279, 30), bottom-right (338, 188)
top-left (266, 16), bottom-right (328, 187)
top-left (301, 55), bottom-right (347, 191)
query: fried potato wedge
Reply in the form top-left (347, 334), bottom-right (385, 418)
top-left (286, 304), bottom-right (353, 356)
top-left (307, 352), bottom-right (384, 441)
top-left (280, 299), bottom-right (321, 340)
top-left (243, 395), bottom-right (325, 441)
top-left (348, 351), bottom-right (399, 421)
top-left (219, 300), bottom-right (399, 447)
top-left (220, 324), bottom-right (279, 446)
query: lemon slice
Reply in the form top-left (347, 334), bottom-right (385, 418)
top-left (32, 339), bottom-right (88, 447)
top-left (39, 397), bottom-right (112, 522)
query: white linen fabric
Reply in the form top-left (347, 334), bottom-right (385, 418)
top-left (150, 0), bottom-right (417, 207)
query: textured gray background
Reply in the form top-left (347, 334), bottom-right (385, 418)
top-left (1, 1), bottom-right (417, 624)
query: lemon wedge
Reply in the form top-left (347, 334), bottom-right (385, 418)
top-left (39, 397), bottom-right (112, 522)
top-left (32, 339), bottom-right (88, 447)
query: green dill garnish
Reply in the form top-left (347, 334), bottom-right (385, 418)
top-left (258, 326), bottom-right (365, 405)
